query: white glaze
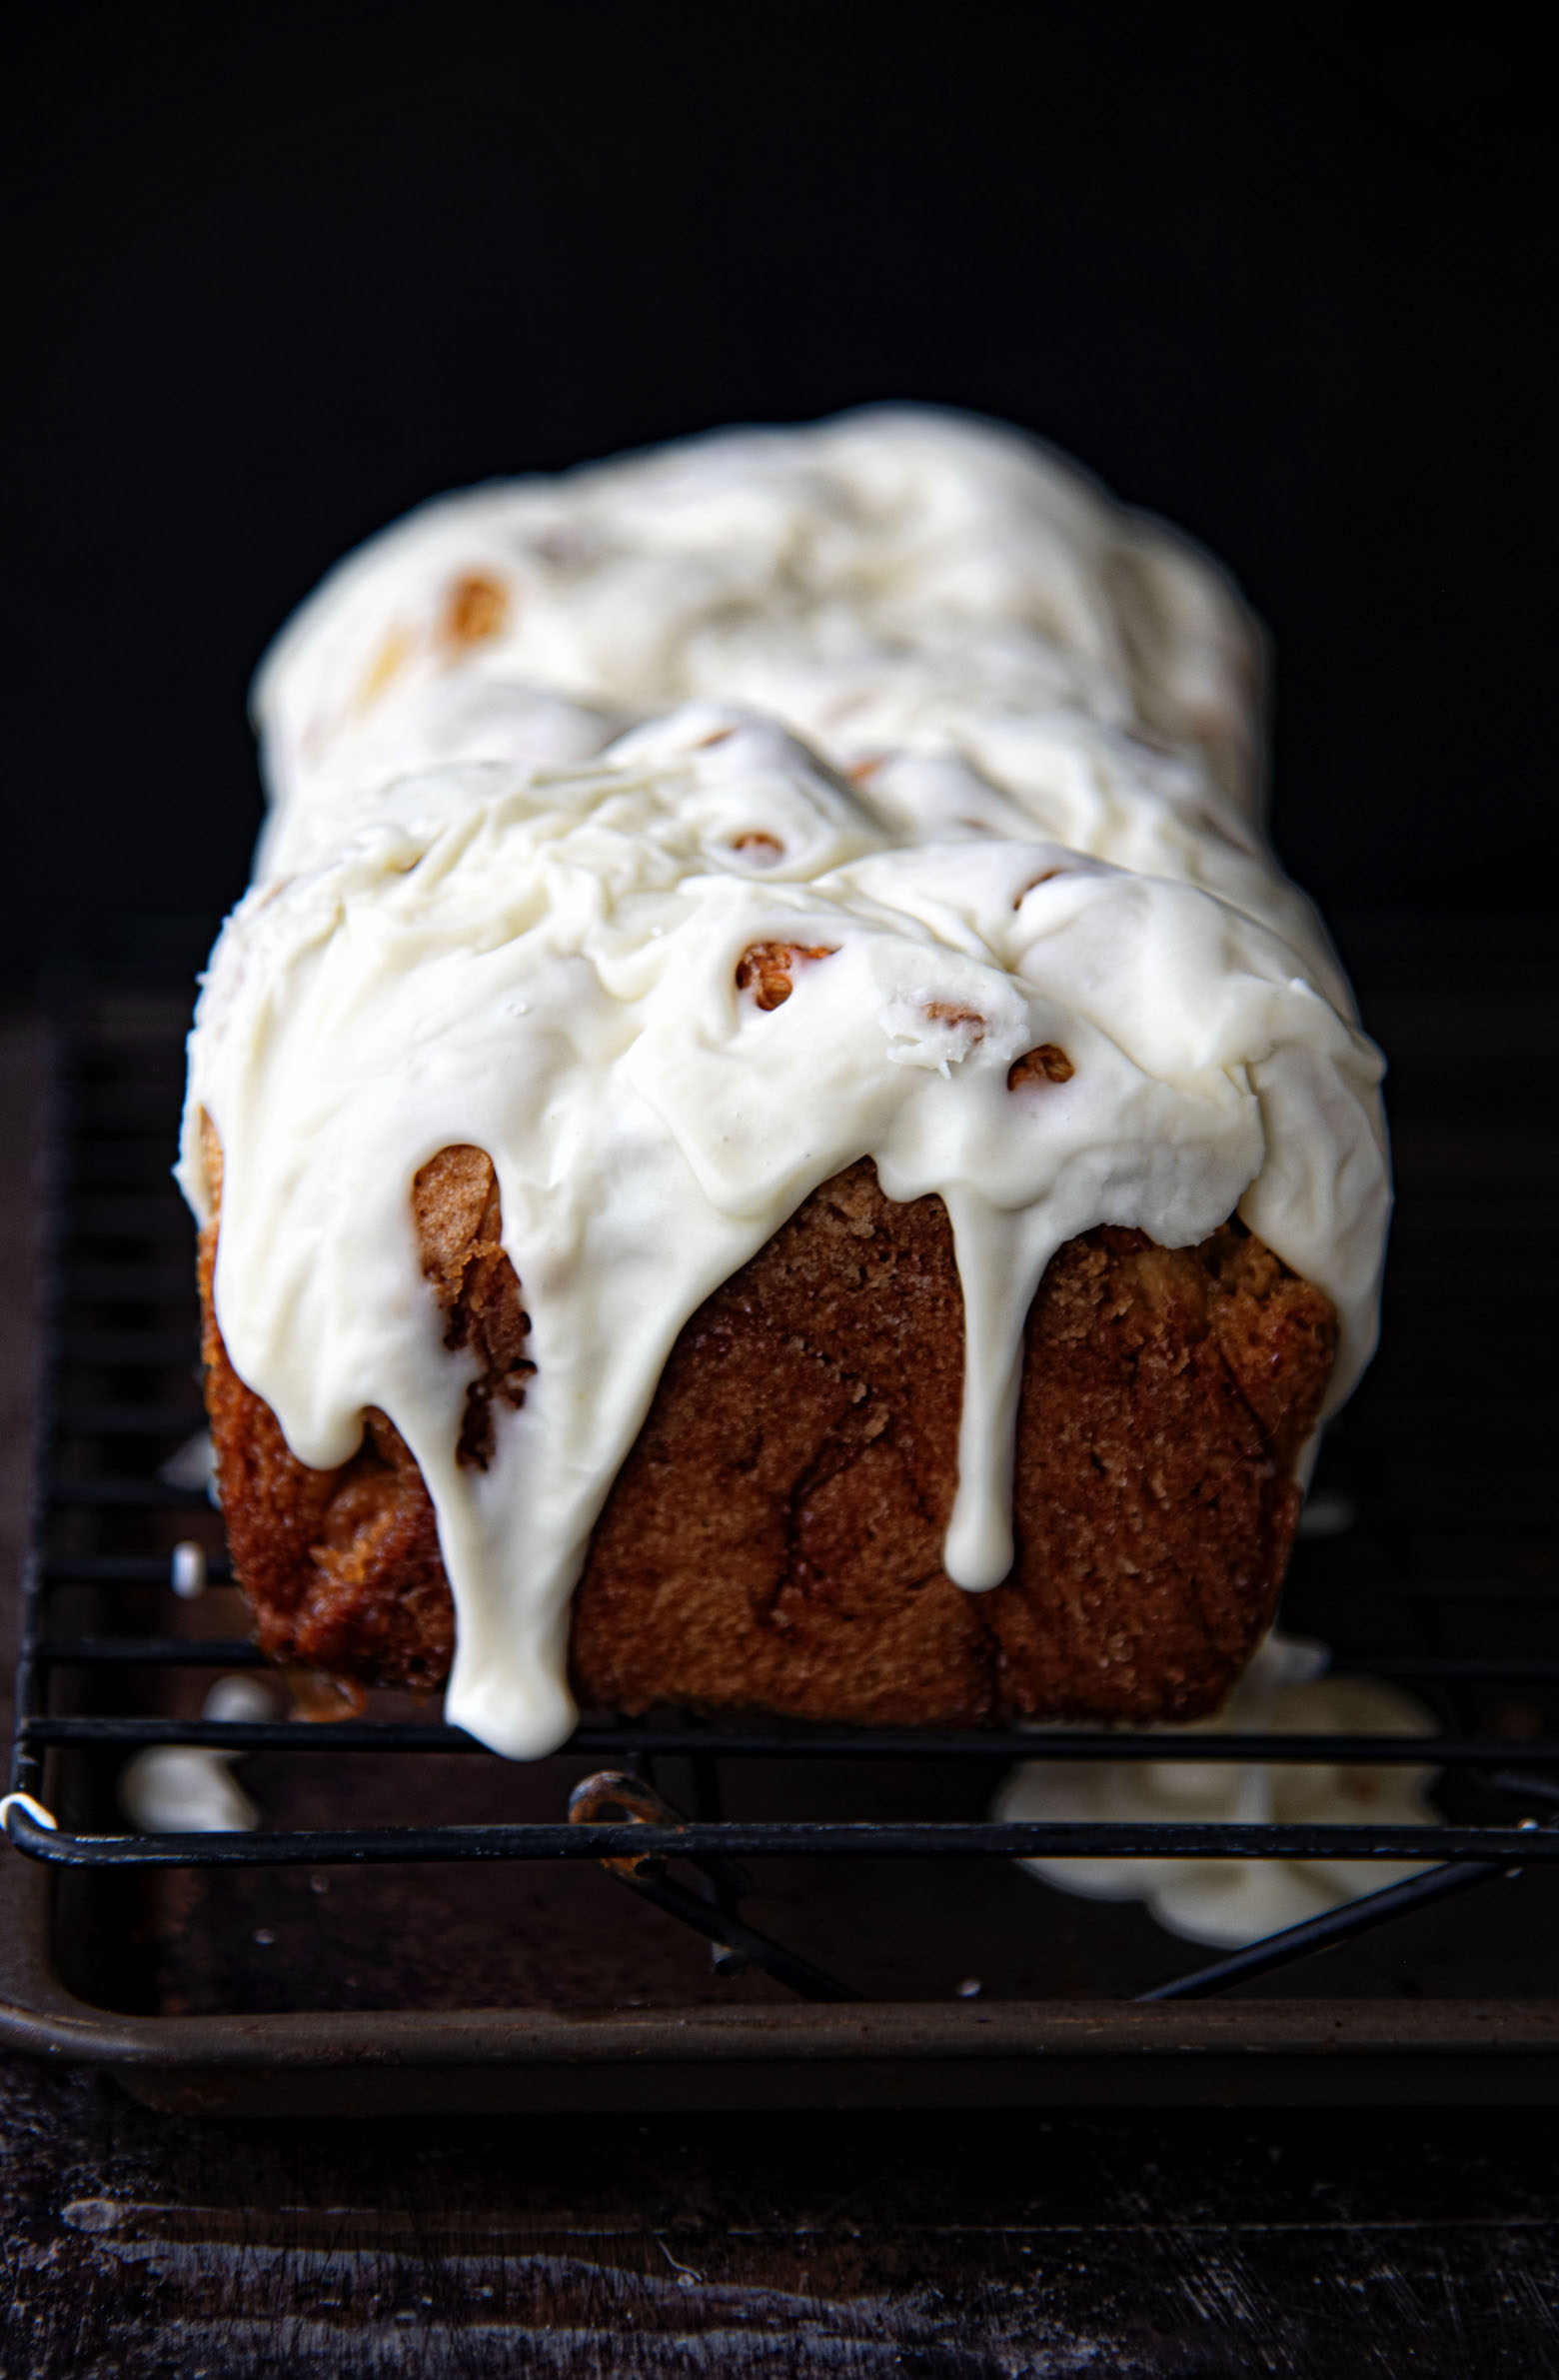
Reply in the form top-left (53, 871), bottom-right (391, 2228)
top-left (995, 1636), bottom-right (1437, 1946)
top-left (118, 1676), bottom-right (272, 1835)
top-left (170, 1539), bottom-right (208, 1600)
top-left (182, 696), bottom-right (1389, 1759)
top-left (251, 409), bottom-right (1351, 1006)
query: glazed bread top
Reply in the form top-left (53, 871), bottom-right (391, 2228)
top-left (181, 694), bottom-right (1389, 1757)
top-left (251, 409), bottom-right (1342, 1000)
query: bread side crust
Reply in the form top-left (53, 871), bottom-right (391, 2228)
top-left (199, 1133), bottom-right (1336, 1728)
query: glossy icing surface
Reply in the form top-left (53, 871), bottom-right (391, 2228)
top-left (252, 409), bottom-right (1342, 1000)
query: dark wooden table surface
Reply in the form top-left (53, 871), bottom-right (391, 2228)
top-left (6, 2067), bottom-right (1559, 2376)
top-left (5, 933), bottom-right (1559, 2377)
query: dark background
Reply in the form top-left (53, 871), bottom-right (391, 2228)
top-left (3, 3), bottom-right (1551, 989)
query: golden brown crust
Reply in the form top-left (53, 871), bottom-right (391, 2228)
top-left (987, 1228), bottom-right (1304, 1720)
top-left (199, 1224), bottom-right (455, 1698)
top-left (734, 942), bottom-right (838, 1012)
top-left (199, 1139), bottom-right (1336, 1728)
top-left (440, 572), bottom-right (509, 648)
top-left (411, 1145), bottom-right (534, 1469)
top-left (574, 1164), bottom-right (989, 1725)
top-left (1006, 1042), bottom-right (1074, 1091)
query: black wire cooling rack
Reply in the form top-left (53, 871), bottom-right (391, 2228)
top-left (6, 956), bottom-right (1559, 2020)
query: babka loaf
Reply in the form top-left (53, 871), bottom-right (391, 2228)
top-left (180, 414), bottom-right (1390, 1758)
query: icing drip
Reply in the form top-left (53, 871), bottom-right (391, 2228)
top-left (182, 707), bottom-right (1390, 1759)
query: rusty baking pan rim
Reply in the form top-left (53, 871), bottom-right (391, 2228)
top-left (6, 1853), bottom-right (1559, 2084)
